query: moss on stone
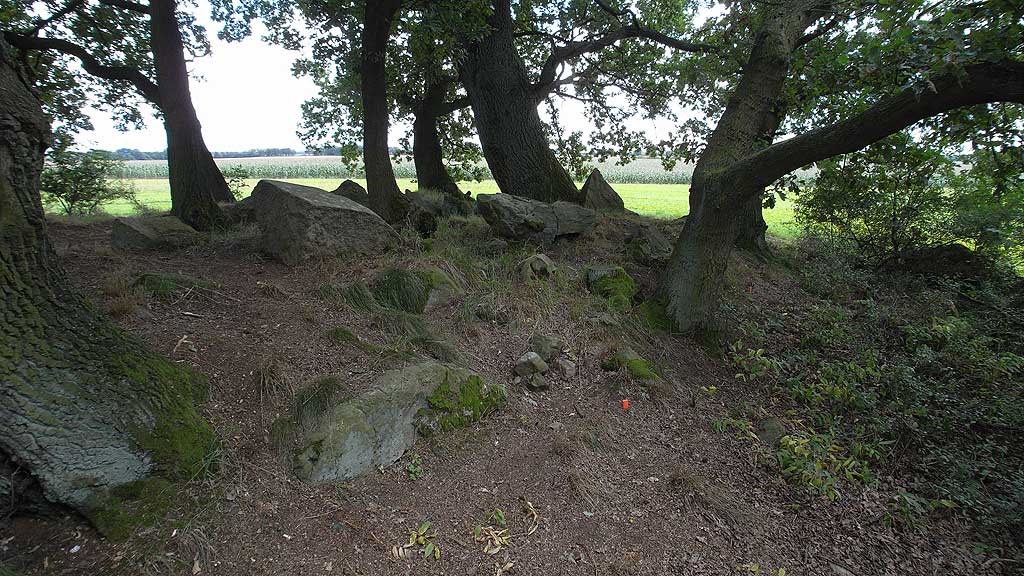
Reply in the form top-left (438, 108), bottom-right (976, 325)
top-left (586, 266), bottom-right (637, 312)
top-left (88, 478), bottom-right (177, 542)
top-left (636, 299), bottom-right (675, 332)
top-left (601, 347), bottom-right (658, 380)
top-left (112, 353), bottom-right (217, 481)
top-left (416, 372), bottom-right (506, 436)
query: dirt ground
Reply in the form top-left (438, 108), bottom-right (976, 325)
top-left (1, 217), bottom-right (1014, 576)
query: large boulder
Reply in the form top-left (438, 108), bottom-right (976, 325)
top-left (329, 179), bottom-right (369, 206)
top-left (111, 215), bottom-right (201, 251)
top-left (250, 179), bottom-right (399, 265)
top-left (477, 193), bottom-right (597, 241)
top-left (581, 169), bottom-right (625, 212)
top-left (221, 195), bottom-right (256, 224)
top-left (289, 362), bottom-right (505, 483)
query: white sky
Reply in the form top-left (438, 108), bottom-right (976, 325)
top-left (76, 2), bottom-right (683, 154)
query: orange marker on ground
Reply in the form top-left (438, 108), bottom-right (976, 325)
top-left (621, 399), bottom-right (630, 411)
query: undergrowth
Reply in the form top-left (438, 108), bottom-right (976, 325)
top-left (727, 241), bottom-right (1024, 543)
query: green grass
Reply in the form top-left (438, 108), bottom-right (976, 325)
top-left (100, 177), bottom-right (799, 238)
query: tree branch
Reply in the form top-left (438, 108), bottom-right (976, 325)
top-left (533, 23), bottom-right (720, 94)
top-left (734, 60), bottom-right (1024, 193)
top-left (2, 32), bottom-right (161, 106)
top-left (97, 0), bottom-right (151, 14)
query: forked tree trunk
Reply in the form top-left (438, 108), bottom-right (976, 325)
top-left (150, 0), bottom-right (231, 231)
top-left (362, 0), bottom-right (409, 223)
top-left (458, 0), bottom-right (581, 203)
top-left (735, 193), bottom-right (771, 260)
top-left (412, 82), bottom-right (461, 197)
top-left (0, 45), bottom-right (215, 531)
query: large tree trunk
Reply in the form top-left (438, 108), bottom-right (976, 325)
top-left (412, 81), bottom-right (461, 197)
top-left (149, 0), bottom-right (231, 231)
top-left (361, 0), bottom-right (408, 224)
top-left (0, 44), bottom-right (215, 533)
top-left (735, 192), bottom-right (771, 259)
top-left (657, 10), bottom-right (806, 336)
top-left (458, 0), bottom-right (581, 203)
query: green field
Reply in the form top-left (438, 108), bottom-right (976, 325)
top-left (106, 177), bottom-right (798, 238)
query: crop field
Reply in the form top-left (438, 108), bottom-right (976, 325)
top-left (116, 156), bottom-right (697, 184)
top-left (87, 156), bottom-right (798, 237)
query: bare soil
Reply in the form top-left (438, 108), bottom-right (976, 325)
top-left (1, 217), bottom-right (1012, 576)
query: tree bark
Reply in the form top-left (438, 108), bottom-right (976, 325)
top-left (458, 0), bottom-right (581, 203)
top-left (361, 0), bottom-right (408, 224)
top-left (735, 194), bottom-right (771, 259)
top-left (656, 5), bottom-right (818, 337)
top-left (0, 43), bottom-right (215, 530)
top-left (149, 0), bottom-right (231, 231)
top-left (412, 80), bottom-right (461, 197)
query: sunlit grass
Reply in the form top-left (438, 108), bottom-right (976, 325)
top-left (95, 177), bottom-right (799, 239)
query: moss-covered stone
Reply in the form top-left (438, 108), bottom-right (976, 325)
top-left (87, 478), bottom-right (177, 541)
top-left (416, 372), bottom-right (506, 435)
top-left (291, 363), bottom-right (504, 483)
top-left (112, 354), bottom-right (217, 481)
top-left (636, 299), bottom-right (675, 331)
top-left (585, 265), bottom-right (637, 312)
top-left (601, 346), bottom-right (658, 380)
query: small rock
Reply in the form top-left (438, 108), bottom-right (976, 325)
top-left (627, 224), bottom-right (673, 265)
top-left (524, 373), bottom-right (549, 391)
top-left (514, 351), bottom-right (548, 376)
top-left (530, 333), bottom-right (565, 362)
top-left (755, 417), bottom-right (787, 447)
top-left (520, 254), bottom-right (557, 281)
top-left (553, 357), bottom-right (577, 378)
top-left (479, 238), bottom-right (509, 255)
top-left (112, 215), bottom-right (201, 251)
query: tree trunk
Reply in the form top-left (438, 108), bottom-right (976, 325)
top-left (657, 175), bottom-right (745, 339)
top-left (657, 8), bottom-right (811, 335)
top-left (150, 0), bottom-right (231, 231)
top-left (412, 82), bottom-right (461, 197)
top-left (361, 0), bottom-right (408, 224)
top-left (0, 44), bottom-right (215, 532)
top-left (734, 193), bottom-right (771, 260)
top-left (458, 0), bottom-right (581, 203)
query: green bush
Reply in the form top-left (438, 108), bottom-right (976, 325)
top-left (796, 132), bottom-right (1023, 268)
top-left (41, 148), bottom-right (136, 215)
top-left (221, 164), bottom-right (251, 200)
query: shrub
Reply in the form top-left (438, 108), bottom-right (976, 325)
top-left (41, 148), bottom-right (136, 215)
top-left (797, 132), bottom-right (1024, 269)
top-left (220, 164), bottom-right (251, 200)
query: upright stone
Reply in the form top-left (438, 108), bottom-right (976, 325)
top-left (330, 179), bottom-right (369, 206)
top-left (581, 169), bottom-right (625, 212)
top-left (251, 179), bottom-right (399, 265)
